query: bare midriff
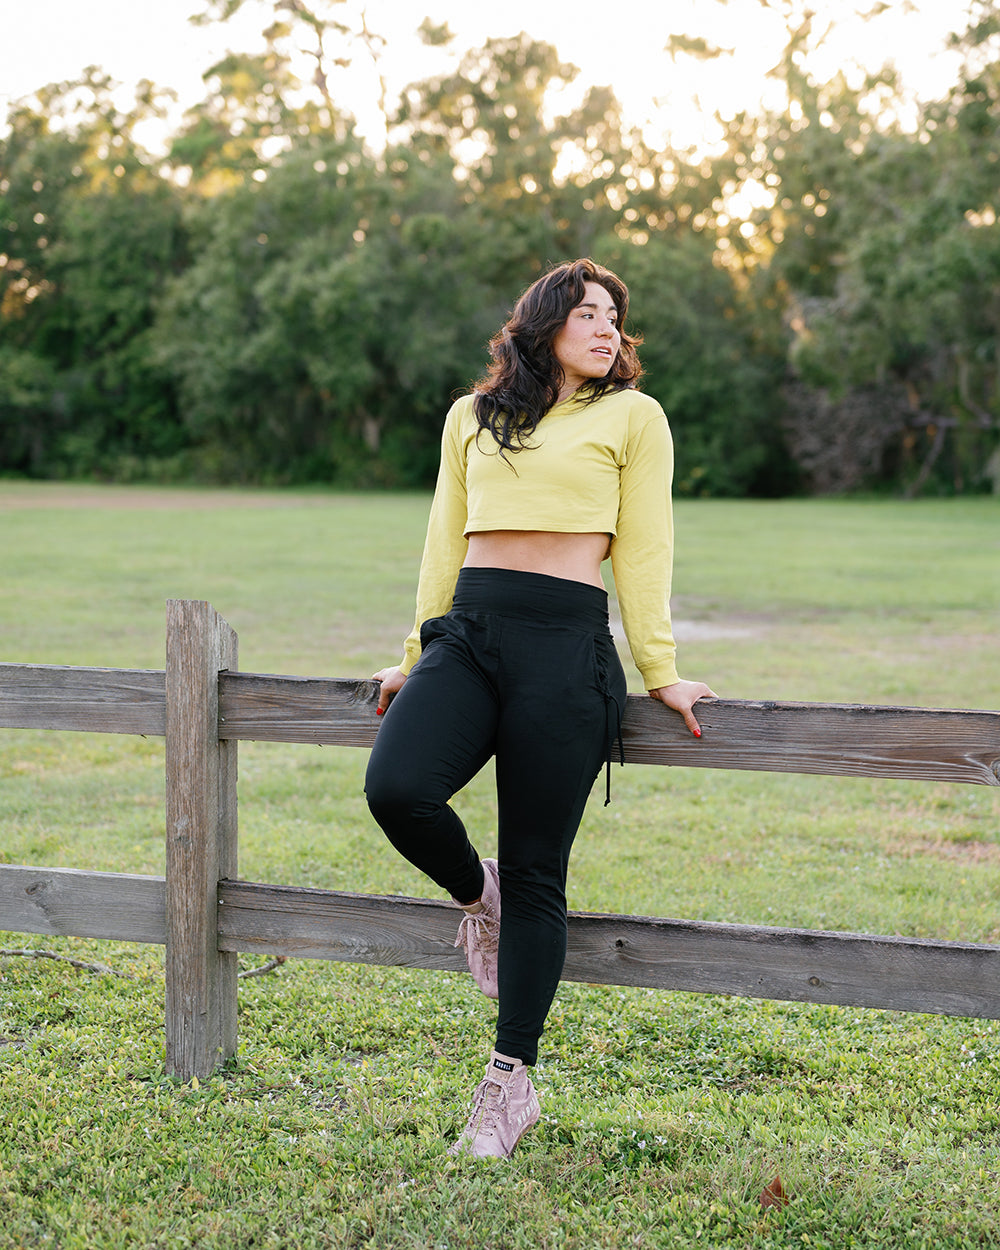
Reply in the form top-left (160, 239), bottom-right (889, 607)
top-left (463, 530), bottom-right (610, 589)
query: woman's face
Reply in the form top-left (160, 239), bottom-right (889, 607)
top-left (551, 280), bottom-right (622, 398)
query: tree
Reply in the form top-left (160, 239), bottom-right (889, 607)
top-left (4, 2), bottom-right (993, 495)
top-left (153, 133), bottom-right (509, 484)
top-left (778, 6), bottom-right (1000, 494)
top-left (0, 71), bottom-right (186, 477)
top-left (681, 1), bottom-right (1000, 493)
top-left (182, 0), bottom-right (391, 164)
top-left (599, 230), bottom-right (794, 497)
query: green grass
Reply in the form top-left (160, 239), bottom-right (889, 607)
top-left (1, 483), bottom-right (999, 1248)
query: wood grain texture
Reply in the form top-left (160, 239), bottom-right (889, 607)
top-left (164, 601), bottom-right (239, 1080)
top-left (3, 866), bottom-right (997, 1020)
top-left (0, 866), bottom-right (165, 943)
top-left (217, 672), bottom-right (378, 746)
top-left (622, 696), bottom-right (1000, 785)
top-left (217, 673), bottom-right (1000, 785)
top-left (216, 880), bottom-right (1000, 1019)
top-left (0, 665), bottom-right (165, 735)
top-left (3, 662), bottom-right (996, 785)
top-left (4, 601), bottom-right (1000, 1082)
top-left (562, 910), bottom-right (1000, 1018)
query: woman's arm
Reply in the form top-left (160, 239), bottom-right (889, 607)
top-left (373, 400), bottom-right (471, 713)
top-left (613, 400), bottom-right (716, 734)
top-left (610, 402), bottom-right (678, 688)
top-left (398, 400), bottom-right (471, 674)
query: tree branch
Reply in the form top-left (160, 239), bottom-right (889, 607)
top-left (238, 956), bottom-right (288, 979)
top-left (0, 948), bottom-right (123, 976)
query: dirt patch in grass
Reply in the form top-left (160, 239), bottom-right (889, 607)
top-left (611, 609), bottom-right (768, 643)
top-left (673, 617), bottom-right (765, 641)
top-left (887, 837), bottom-right (1000, 864)
top-left (0, 482), bottom-right (333, 510)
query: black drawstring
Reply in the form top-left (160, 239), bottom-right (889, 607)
top-left (603, 694), bottom-right (625, 806)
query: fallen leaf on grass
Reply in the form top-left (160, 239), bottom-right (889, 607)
top-left (760, 1175), bottom-right (791, 1209)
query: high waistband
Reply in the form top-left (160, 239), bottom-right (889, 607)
top-left (451, 567), bottom-right (610, 633)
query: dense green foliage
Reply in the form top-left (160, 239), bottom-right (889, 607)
top-left (1, 2), bottom-right (998, 494)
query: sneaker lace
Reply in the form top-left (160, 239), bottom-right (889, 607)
top-left (464, 1077), bottom-right (508, 1140)
top-left (454, 909), bottom-right (498, 953)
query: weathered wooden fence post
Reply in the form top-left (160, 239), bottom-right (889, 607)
top-left (164, 599), bottom-right (239, 1080)
top-left (2, 616), bottom-right (999, 1059)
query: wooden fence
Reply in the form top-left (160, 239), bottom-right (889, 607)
top-left (2, 599), bottom-right (999, 1080)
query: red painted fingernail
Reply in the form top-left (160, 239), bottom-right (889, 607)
top-left (376, 707), bottom-right (384, 716)
top-left (693, 727), bottom-right (701, 738)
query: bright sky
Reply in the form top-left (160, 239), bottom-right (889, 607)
top-left (1, 0), bottom-right (968, 152)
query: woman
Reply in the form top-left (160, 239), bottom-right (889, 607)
top-left (365, 258), bottom-right (715, 1160)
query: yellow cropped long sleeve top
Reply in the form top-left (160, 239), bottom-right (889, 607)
top-left (399, 387), bottom-right (679, 690)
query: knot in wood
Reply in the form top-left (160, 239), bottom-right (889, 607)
top-left (349, 679), bottom-right (381, 707)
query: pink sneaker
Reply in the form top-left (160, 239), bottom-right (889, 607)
top-left (448, 1051), bottom-right (540, 1159)
top-left (454, 858), bottom-right (500, 998)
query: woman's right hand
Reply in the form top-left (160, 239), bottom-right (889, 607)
top-left (372, 665), bottom-right (407, 715)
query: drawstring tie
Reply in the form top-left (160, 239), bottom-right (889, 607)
top-left (603, 690), bottom-right (625, 805)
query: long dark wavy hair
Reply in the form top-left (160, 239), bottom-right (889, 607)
top-left (473, 258), bottom-right (643, 454)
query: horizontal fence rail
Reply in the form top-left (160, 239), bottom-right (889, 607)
top-left (4, 664), bottom-right (1000, 785)
top-left (6, 867), bottom-right (999, 1021)
top-left (1, 865), bottom-right (166, 945)
top-left (0, 665), bottom-right (166, 735)
top-left (2, 600), bottom-right (999, 1079)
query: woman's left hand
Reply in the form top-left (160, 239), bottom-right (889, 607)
top-left (648, 679), bottom-right (718, 737)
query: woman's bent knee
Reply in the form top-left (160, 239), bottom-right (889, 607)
top-left (365, 762), bottom-right (443, 838)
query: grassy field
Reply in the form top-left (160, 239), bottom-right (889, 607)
top-left (1, 482), bottom-right (999, 1248)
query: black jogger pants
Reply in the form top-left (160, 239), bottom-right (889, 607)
top-left (364, 567), bottom-right (627, 1066)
